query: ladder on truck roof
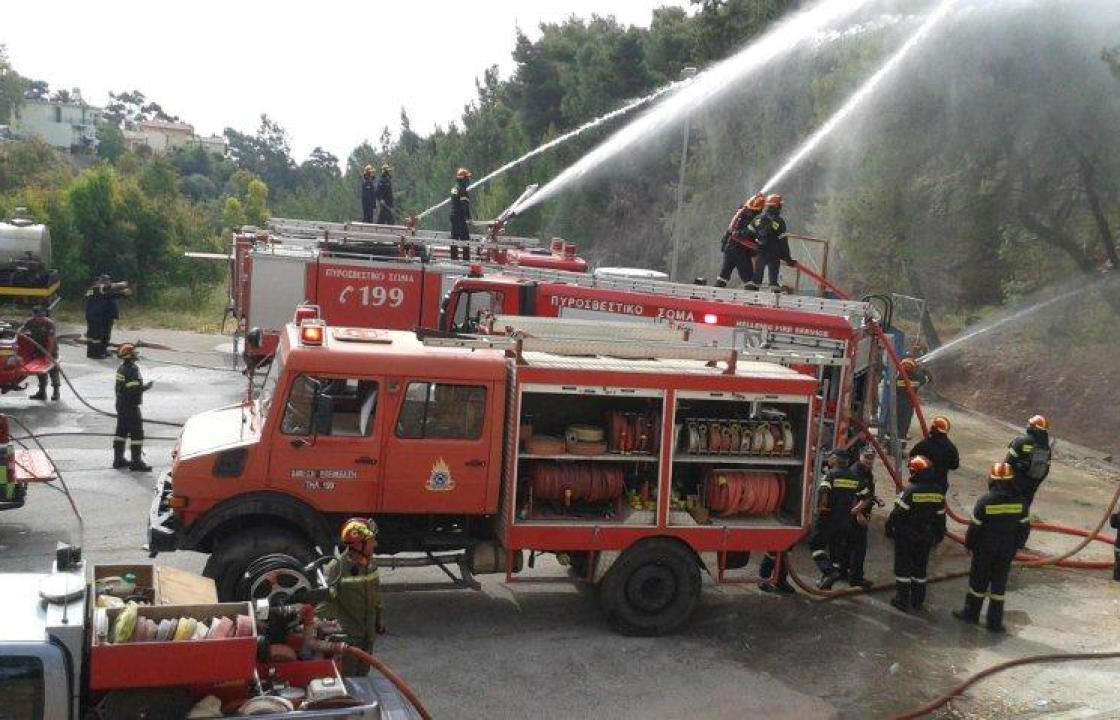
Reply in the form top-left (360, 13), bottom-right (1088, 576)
top-left (422, 333), bottom-right (846, 371)
top-left (485, 314), bottom-right (693, 343)
top-left (492, 264), bottom-right (874, 321)
top-left (267, 217), bottom-right (541, 249)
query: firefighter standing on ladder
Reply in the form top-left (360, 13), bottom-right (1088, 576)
top-left (953, 462), bottom-right (1030, 633)
top-left (1005, 414), bottom-right (1051, 513)
top-left (747, 193), bottom-right (796, 292)
top-left (113, 343), bottom-right (152, 472)
top-left (885, 455), bottom-right (946, 613)
top-left (449, 168), bottom-right (472, 260)
top-left (715, 194), bottom-right (764, 289)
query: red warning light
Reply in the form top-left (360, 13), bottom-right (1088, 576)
top-left (703, 313), bottom-right (719, 325)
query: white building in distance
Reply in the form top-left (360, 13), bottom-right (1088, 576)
top-left (123, 121), bottom-right (227, 157)
top-left (10, 95), bottom-right (102, 151)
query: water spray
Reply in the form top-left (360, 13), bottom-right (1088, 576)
top-left (415, 85), bottom-right (677, 222)
top-left (517, 0), bottom-right (873, 214)
top-left (761, 0), bottom-right (959, 193)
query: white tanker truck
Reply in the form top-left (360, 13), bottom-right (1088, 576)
top-left (0, 208), bottom-right (61, 393)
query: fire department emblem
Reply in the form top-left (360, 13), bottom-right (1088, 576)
top-left (425, 458), bottom-right (455, 492)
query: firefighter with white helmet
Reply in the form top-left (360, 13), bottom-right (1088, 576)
top-left (1005, 414), bottom-right (1051, 512)
top-left (113, 343), bottom-right (152, 471)
top-left (449, 168), bottom-right (473, 260)
top-left (953, 462), bottom-right (1030, 632)
top-left (321, 517), bottom-right (386, 676)
top-left (885, 455), bottom-right (946, 613)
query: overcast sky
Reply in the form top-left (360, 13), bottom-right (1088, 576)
top-left (3, 1), bottom-right (687, 162)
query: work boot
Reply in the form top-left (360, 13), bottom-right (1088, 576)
top-left (29, 387), bottom-right (46, 401)
top-left (112, 442), bottom-right (129, 469)
top-left (714, 278), bottom-right (728, 288)
top-left (745, 282), bottom-right (759, 291)
top-left (51, 386), bottom-right (60, 401)
top-left (769, 284), bottom-right (782, 293)
top-left (848, 576), bottom-right (874, 590)
top-left (128, 445), bottom-right (152, 472)
top-left (952, 593), bottom-right (983, 624)
top-left (889, 582), bottom-right (911, 612)
top-left (985, 599), bottom-right (1006, 633)
top-left (911, 581), bottom-right (927, 611)
top-left (818, 568), bottom-right (842, 590)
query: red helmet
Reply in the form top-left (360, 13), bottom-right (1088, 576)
top-left (930, 416), bottom-right (951, 434)
top-left (899, 357), bottom-right (918, 372)
top-left (989, 462), bottom-right (1015, 481)
top-left (456, 168), bottom-right (472, 181)
top-left (764, 193), bottom-right (783, 209)
top-left (908, 455), bottom-right (932, 474)
top-left (341, 517), bottom-right (377, 552)
top-left (746, 194), bottom-right (765, 212)
top-left (1028, 414), bottom-right (1048, 431)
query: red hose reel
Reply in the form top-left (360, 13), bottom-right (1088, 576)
top-left (705, 470), bottom-right (786, 517)
top-left (530, 463), bottom-right (626, 505)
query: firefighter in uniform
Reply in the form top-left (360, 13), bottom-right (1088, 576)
top-left (758, 551), bottom-right (794, 594)
top-left (449, 168), bottom-right (473, 260)
top-left (361, 165), bottom-right (377, 223)
top-left (885, 455), bottom-right (946, 612)
top-left (375, 164), bottom-right (395, 224)
top-left (841, 446), bottom-right (879, 589)
top-left (953, 462), bottom-right (1030, 632)
top-left (1110, 509), bottom-right (1120, 582)
top-left (322, 517), bottom-right (386, 676)
top-left (892, 356), bottom-right (930, 441)
top-left (748, 193), bottom-right (795, 292)
top-left (85, 274), bottom-right (127, 359)
top-left (810, 449), bottom-right (872, 589)
top-left (908, 415), bottom-right (959, 491)
top-left (715, 194), bottom-right (764, 289)
top-left (113, 343), bottom-right (152, 471)
top-left (24, 305), bottom-right (60, 401)
top-left (1005, 414), bottom-right (1051, 513)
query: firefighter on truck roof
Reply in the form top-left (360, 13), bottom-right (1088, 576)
top-left (322, 517), bottom-right (386, 676)
top-left (375, 164), bottom-right (395, 224)
top-left (716, 193), bottom-right (764, 289)
top-left (361, 165), bottom-right (377, 223)
top-left (449, 168), bottom-right (472, 260)
top-left (745, 193), bottom-right (796, 292)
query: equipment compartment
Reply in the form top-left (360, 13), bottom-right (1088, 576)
top-left (669, 394), bottom-right (809, 527)
top-left (515, 387), bottom-right (662, 524)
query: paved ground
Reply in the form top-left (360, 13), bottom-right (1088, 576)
top-left (1, 329), bottom-right (1117, 719)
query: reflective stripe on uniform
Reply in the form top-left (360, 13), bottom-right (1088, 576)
top-left (832, 478), bottom-right (859, 490)
top-left (125, 381), bottom-right (141, 388)
top-left (986, 503), bottom-right (1024, 515)
top-left (895, 498), bottom-right (911, 510)
top-left (989, 593), bottom-right (1005, 601)
top-left (818, 481), bottom-right (832, 490)
top-left (911, 577), bottom-right (927, 583)
top-left (130, 440), bottom-right (143, 446)
top-left (968, 588), bottom-right (987, 598)
top-left (113, 436), bottom-right (126, 442)
top-left (812, 550), bottom-right (828, 559)
top-left (911, 492), bottom-right (944, 503)
top-left (1019, 516), bottom-right (1031, 524)
top-left (895, 577), bottom-right (911, 583)
top-left (115, 374), bottom-right (126, 381)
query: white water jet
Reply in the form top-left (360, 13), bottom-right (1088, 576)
top-left (416, 84), bottom-right (676, 221)
top-left (516, 0), bottom-right (873, 214)
top-left (761, 0), bottom-right (958, 192)
top-left (921, 276), bottom-right (1115, 363)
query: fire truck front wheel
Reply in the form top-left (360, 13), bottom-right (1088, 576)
top-left (207, 527), bottom-right (315, 601)
top-left (599, 538), bottom-right (701, 636)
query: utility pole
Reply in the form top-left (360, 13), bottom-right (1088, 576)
top-left (669, 66), bottom-right (698, 282)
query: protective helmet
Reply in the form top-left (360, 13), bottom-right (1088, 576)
top-left (859, 445), bottom-right (876, 460)
top-left (746, 194), bottom-right (766, 212)
top-left (900, 357), bottom-right (918, 372)
top-left (930, 416), bottom-right (951, 434)
top-left (117, 343), bottom-right (137, 360)
top-left (381, 163), bottom-right (392, 175)
top-left (764, 193), bottom-right (783, 209)
top-left (363, 164), bottom-right (373, 174)
top-left (908, 455), bottom-right (932, 474)
top-left (456, 168), bottom-right (472, 181)
top-left (341, 517), bottom-right (377, 552)
top-left (988, 462), bottom-right (1015, 481)
top-left (1028, 414), bottom-right (1049, 431)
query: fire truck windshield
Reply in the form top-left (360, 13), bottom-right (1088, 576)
top-left (255, 353), bottom-right (284, 418)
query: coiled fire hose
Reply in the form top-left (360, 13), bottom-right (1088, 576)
top-left (300, 638), bottom-right (431, 720)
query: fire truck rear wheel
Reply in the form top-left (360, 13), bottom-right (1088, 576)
top-left (208, 527), bottom-right (315, 601)
top-left (599, 538), bottom-right (701, 636)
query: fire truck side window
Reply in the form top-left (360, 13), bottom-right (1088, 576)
top-left (452, 291), bottom-right (504, 332)
top-left (0, 655), bottom-right (45, 720)
top-left (281, 375), bottom-right (378, 437)
top-left (396, 382), bottom-right (487, 440)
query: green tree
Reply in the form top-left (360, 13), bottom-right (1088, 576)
top-left (96, 125), bottom-right (127, 163)
top-left (222, 196), bottom-right (245, 231)
top-left (68, 165), bottom-right (123, 278)
top-left (244, 178), bottom-right (270, 227)
top-left (0, 45), bottom-right (26, 125)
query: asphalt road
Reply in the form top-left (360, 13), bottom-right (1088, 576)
top-left (1, 328), bottom-right (1117, 719)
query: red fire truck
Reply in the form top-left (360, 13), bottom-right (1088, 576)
top-left (149, 317), bottom-right (841, 635)
top-left (228, 218), bottom-right (588, 358)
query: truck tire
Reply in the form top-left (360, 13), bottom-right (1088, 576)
top-left (207, 527), bottom-right (315, 601)
top-left (598, 538), bottom-right (701, 636)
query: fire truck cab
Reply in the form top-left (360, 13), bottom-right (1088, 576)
top-left (150, 318), bottom-right (835, 635)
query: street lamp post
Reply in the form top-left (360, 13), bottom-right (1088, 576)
top-left (669, 66), bottom-right (699, 283)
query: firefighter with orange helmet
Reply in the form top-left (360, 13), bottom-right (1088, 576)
top-left (716, 193), bottom-right (765, 289)
top-left (953, 462), bottom-right (1030, 632)
top-left (375, 164), bottom-right (395, 224)
top-left (908, 415), bottom-right (959, 491)
top-left (321, 517), bottom-right (386, 675)
top-left (361, 165), bottom-right (377, 223)
top-left (892, 355), bottom-right (931, 442)
top-left (746, 193), bottom-right (795, 292)
top-left (449, 168), bottom-right (473, 260)
top-left (885, 455), bottom-right (946, 612)
top-left (1005, 414), bottom-right (1051, 512)
top-left (113, 343), bottom-right (152, 472)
